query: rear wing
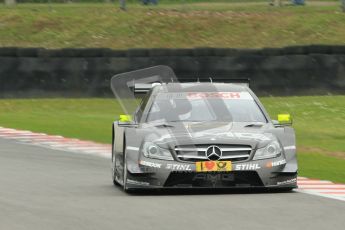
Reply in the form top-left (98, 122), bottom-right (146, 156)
top-left (130, 78), bottom-right (250, 94)
top-left (129, 82), bottom-right (162, 94)
top-left (178, 78), bottom-right (250, 87)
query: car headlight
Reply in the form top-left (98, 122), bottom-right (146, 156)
top-left (253, 140), bottom-right (282, 160)
top-left (142, 142), bottom-right (174, 161)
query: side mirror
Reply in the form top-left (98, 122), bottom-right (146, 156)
top-left (276, 114), bottom-right (293, 126)
top-left (119, 114), bottom-right (132, 122)
top-left (118, 114), bottom-right (136, 126)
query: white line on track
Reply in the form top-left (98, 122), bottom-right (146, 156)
top-left (298, 184), bottom-right (345, 189)
top-left (298, 181), bottom-right (333, 185)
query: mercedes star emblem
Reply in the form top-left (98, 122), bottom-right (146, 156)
top-left (205, 145), bottom-right (222, 160)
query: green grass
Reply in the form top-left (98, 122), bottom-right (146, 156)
top-left (261, 96), bottom-right (345, 153)
top-left (298, 153), bottom-right (345, 183)
top-left (0, 2), bottom-right (344, 49)
top-left (0, 96), bottom-right (344, 183)
top-left (0, 98), bottom-right (121, 143)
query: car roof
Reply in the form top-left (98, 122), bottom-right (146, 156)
top-left (155, 83), bottom-right (248, 93)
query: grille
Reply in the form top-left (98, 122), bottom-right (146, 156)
top-left (164, 171), bottom-right (263, 188)
top-left (174, 144), bottom-right (252, 162)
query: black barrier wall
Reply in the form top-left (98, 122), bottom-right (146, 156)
top-left (1, 46), bottom-right (345, 97)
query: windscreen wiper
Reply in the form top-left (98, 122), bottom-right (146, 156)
top-left (149, 122), bottom-right (175, 127)
top-left (244, 122), bottom-right (265, 127)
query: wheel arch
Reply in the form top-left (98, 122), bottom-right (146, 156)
top-left (113, 121), bottom-right (125, 156)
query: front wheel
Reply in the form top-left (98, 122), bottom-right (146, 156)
top-left (122, 146), bottom-right (129, 191)
top-left (112, 141), bottom-right (130, 192)
top-left (112, 151), bottom-right (121, 187)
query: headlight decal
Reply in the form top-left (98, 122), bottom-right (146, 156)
top-left (139, 160), bottom-right (162, 168)
top-left (266, 159), bottom-right (287, 168)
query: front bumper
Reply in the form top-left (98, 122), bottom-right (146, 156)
top-left (125, 156), bottom-right (297, 190)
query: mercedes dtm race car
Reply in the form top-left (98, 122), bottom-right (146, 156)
top-left (110, 66), bottom-right (297, 192)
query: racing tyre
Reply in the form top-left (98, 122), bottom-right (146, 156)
top-left (112, 150), bottom-right (121, 187)
top-left (122, 143), bottom-right (129, 192)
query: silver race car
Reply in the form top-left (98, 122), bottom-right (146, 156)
top-left (111, 66), bottom-right (297, 192)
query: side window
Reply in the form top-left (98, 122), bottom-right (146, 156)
top-left (135, 91), bottom-right (152, 122)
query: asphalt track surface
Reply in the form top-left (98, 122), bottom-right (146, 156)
top-left (1, 138), bottom-right (344, 230)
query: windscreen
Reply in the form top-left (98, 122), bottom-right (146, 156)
top-left (147, 92), bottom-right (266, 123)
